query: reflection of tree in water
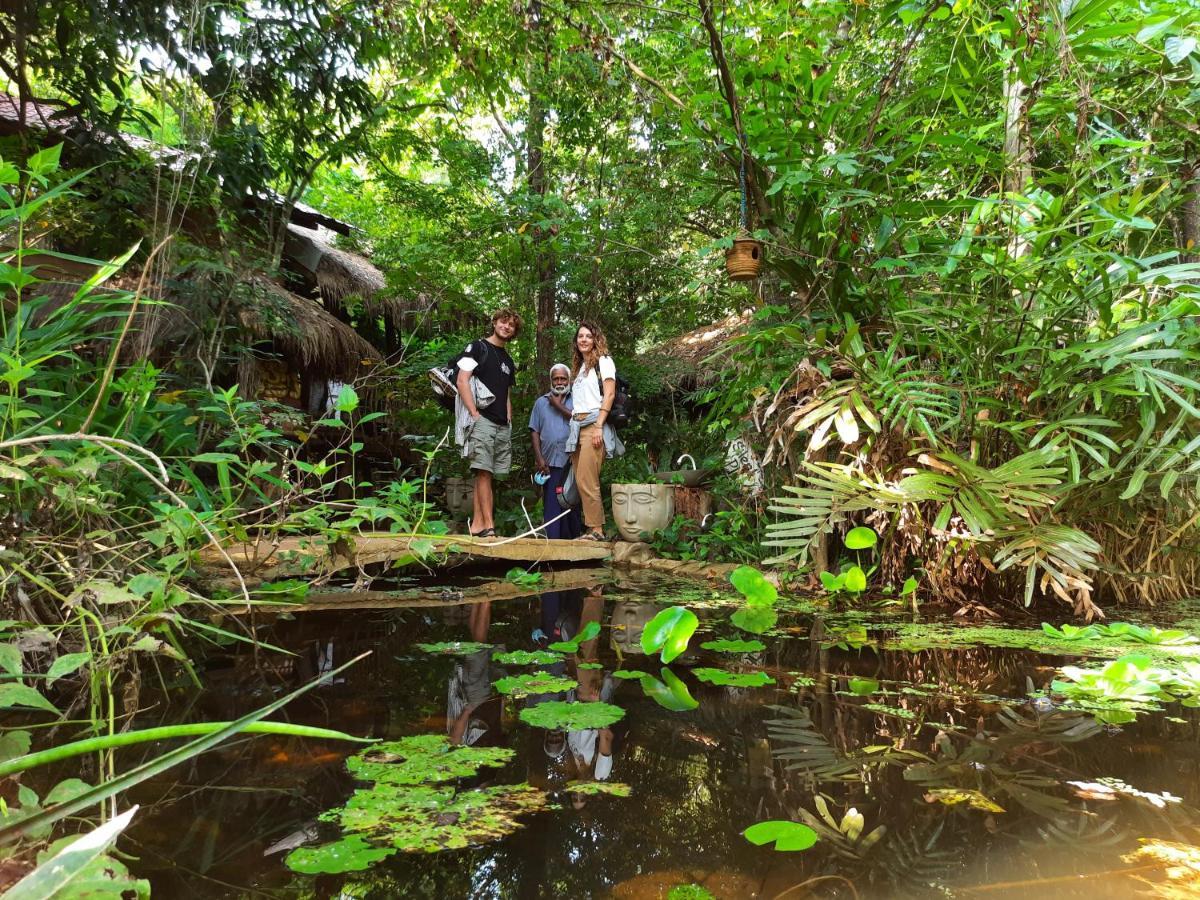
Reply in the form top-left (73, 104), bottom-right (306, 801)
top-left (762, 643), bottom-right (1200, 895)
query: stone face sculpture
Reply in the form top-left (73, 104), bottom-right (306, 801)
top-left (611, 482), bottom-right (674, 542)
top-left (445, 477), bottom-right (474, 521)
top-left (609, 601), bottom-right (661, 654)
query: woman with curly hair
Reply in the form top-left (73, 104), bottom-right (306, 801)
top-left (565, 321), bottom-right (623, 541)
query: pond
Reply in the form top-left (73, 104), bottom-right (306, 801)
top-left (70, 571), bottom-right (1200, 898)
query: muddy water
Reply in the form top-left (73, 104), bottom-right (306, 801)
top-left (107, 572), bottom-right (1200, 898)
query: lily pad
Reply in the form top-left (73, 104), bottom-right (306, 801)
top-left (494, 649), bottom-right (562, 666)
top-left (731, 607), bottom-right (778, 635)
top-left (519, 701), bottom-right (625, 730)
top-left (548, 620), bottom-right (601, 653)
top-left (564, 780), bottom-right (632, 797)
top-left (730, 566), bottom-right (778, 605)
top-left (286, 835), bottom-right (396, 874)
top-left (693, 668), bottom-right (775, 688)
top-left (493, 672), bottom-right (577, 698)
top-left (923, 787), bottom-right (1005, 813)
top-left (641, 667), bottom-right (699, 711)
top-left (577, 662), bottom-right (603, 670)
top-left (701, 638), bottom-right (766, 653)
top-left (415, 641), bottom-right (492, 656)
top-left (641, 606), bottom-right (699, 663)
top-left (345, 734), bottom-right (513, 784)
top-left (743, 820), bottom-right (819, 851)
top-left (612, 669), bottom-right (648, 680)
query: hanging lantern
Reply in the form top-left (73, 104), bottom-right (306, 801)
top-left (725, 237), bottom-right (763, 281)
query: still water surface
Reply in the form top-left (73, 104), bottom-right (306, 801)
top-left (107, 572), bottom-right (1200, 898)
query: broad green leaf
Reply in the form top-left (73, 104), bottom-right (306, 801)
top-left (0, 684), bottom-right (59, 714)
top-left (844, 566), bottom-right (868, 593)
top-left (743, 820), bottom-right (819, 851)
top-left (46, 652), bottom-right (91, 685)
top-left (729, 566), bottom-right (778, 605)
top-left (700, 639), bottom-right (766, 653)
top-left (640, 607), bottom-right (699, 663)
top-left (4, 806), bottom-right (139, 900)
top-left (519, 701), bottom-right (625, 730)
top-left (0, 641), bottom-right (22, 676)
top-left (731, 607), bottom-right (777, 635)
top-left (640, 668), bottom-right (699, 711)
top-left (693, 668), bottom-right (775, 688)
top-left (335, 385), bottom-right (360, 413)
top-left (286, 835), bottom-right (395, 874)
top-left (844, 527), bottom-right (878, 550)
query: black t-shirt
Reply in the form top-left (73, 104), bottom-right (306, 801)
top-left (462, 338), bottom-right (516, 426)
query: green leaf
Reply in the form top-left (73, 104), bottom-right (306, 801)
top-left (640, 607), bottom-right (699, 663)
top-left (547, 620), bottom-right (601, 652)
top-left (731, 607), bottom-right (778, 635)
top-left (700, 639), bottom-right (766, 653)
top-left (46, 652), bottom-right (91, 686)
top-left (335, 385), bottom-right (360, 413)
top-left (0, 730), bottom-right (31, 763)
top-left (5, 806), bottom-right (139, 900)
top-left (493, 672), bottom-right (577, 697)
top-left (286, 835), bottom-right (395, 874)
top-left (1165, 35), bottom-right (1197, 64)
top-left (0, 684), bottom-right (59, 714)
top-left (640, 668), bottom-right (699, 711)
top-left (844, 526), bottom-right (878, 550)
top-left (844, 566), bottom-right (868, 593)
top-left (25, 143), bottom-right (63, 177)
top-left (848, 677), bottom-right (880, 696)
top-left (900, 577), bottom-right (919, 596)
top-left (0, 642), bottom-right (22, 677)
top-left (44, 778), bottom-right (94, 806)
top-left (126, 574), bottom-right (165, 598)
top-left (519, 701), bottom-right (625, 730)
top-left (729, 566), bottom-right (778, 605)
top-left (693, 668), bottom-right (775, 688)
top-left (743, 820), bottom-right (819, 851)
top-left (494, 650), bottom-right (562, 666)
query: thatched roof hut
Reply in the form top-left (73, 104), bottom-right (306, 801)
top-left (284, 224), bottom-right (392, 318)
top-left (643, 309), bottom-right (755, 393)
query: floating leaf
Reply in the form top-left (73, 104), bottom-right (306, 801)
top-left (641, 667), bottom-right (700, 712)
top-left (693, 668), bottom-right (775, 688)
top-left (414, 641), bottom-right (492, 656)
top-left (564, 781), bottom-right (631, 797)
top-left (611, 669), bottom-right (647, 680)
top-left (701, 639), bottom-right (766, 653)
top-left (844, 527), bottom-right (878, 550)
top-left (548, 620), bottom-right (601, 652)
top-left (577, 662), bottom-right (602, 670)
top-left (731, 607), bottom-right (777, 635)
top-left (640, 607), bottom-right (699, 663)
top-left (924, 788), bottom-right (1005, 813)
top-left (286, 835), bottom-right (396, 874)
top-left (345, 735), bottom-right (513, 785)
top-left (493, 672), bottom-right (577, 698)
top-left (519, 701), bottom-right (625, 730)
top-left (743, 820), bottom-right (819, 851)
top-left (729, 566), bottom-right (778, 605)
top-left (494, 649), bottom-right (562, 666)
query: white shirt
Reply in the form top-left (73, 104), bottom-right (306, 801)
top-left (571, 355), bottom-right (616, 414)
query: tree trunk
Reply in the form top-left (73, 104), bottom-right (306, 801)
top-left (527, 0), bottom-right (555, 392)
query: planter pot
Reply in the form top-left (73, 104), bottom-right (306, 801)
top-left (445, 476), bottom-right (474, 520)
top-left (611, 482), bottom-right (675, 542)
top-left (725, 238), bottom-right (763, 281)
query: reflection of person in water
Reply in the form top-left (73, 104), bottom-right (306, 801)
top-left (566, 588), bottom-right (617, 805)
top-left (447, 602), bottom-right (506, 746)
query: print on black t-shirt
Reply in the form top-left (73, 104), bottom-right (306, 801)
top-left (464, 339), bottom-right (516, 426)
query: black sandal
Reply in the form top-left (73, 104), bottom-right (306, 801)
top-left (473, 528), bottom-right (497, 538)
top-left (578, 530), bottom-right (606, 542)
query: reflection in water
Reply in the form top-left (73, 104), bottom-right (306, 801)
top-left (113, 576), bottom-right (1200, 898)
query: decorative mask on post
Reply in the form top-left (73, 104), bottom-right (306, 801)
top-left (611, 483), bottom-right (674, 542)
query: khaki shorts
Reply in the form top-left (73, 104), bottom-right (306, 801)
top-left (468, 416), bottom-right (512, 475)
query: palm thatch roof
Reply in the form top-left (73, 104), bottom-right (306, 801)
top-left (284, 224), bottom-right (391, 317)
top-left (643, 309), bottom-right (755, 392)
top-left (238, 276), bottom-right (380, 379)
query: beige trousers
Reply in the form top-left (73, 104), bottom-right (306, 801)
top-left (572, 424), bottom-right (606, 531)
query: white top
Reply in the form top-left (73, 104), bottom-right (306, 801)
top-left (571, 355), bottom-right (616, 414)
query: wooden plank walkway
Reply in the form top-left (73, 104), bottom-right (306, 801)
top-left (198, 532), bottom-right (612, 586)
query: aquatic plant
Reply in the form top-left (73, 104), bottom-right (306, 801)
top-left (730, 607), bottom-right (778, 635)
top-left (414, 641), bottom-right (492, 656)
top-left (505, 567), bottom-right (543, 587)
top-left (701, 638), bottom-right (766, 653)
top-left (640, 668), bottom-right (700, 711)
top-left (547, 620), bottom-right (601, 653)
top-left (1041, 622), bottom-right (1197, 645)
top-left (493, 672), bottom-right (577, 697)
top-left (640, 606), bottom-right (699, 663)
top-left (612, 669), bottom-right (647, 680)
top-left (577, 662), bottom-right (603, 670)
top-left (518, 701), bottom-right (625, 730)
top-left (344, 735), bottom-right (513, 785)
top-left (494, 649), bottom-right (562, 666)
top-left (1051, 653), bottom-right (1200, 722)
top-left (564, 781), bottom-right (631, 797)
top-left (729, 566), bottom-right (778, 605)
top-left (692, 668), bottom-right (775, 688)
top-left (666, 886), bottom-right (715, 900)
top-left (743, 820), bottom-right (819, 851)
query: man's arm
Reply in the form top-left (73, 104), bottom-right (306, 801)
top-left (456, 366), bottom-right (480, 419)
top-left (531, 429), bottom-right (548, 474)
top-left (548, 393), bottom-right (571, 418)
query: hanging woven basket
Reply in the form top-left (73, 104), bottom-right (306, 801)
top-left (725, 237), bottom-right (764, 281)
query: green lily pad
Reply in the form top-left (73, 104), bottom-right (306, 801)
top-left (519, 701), bottom-right (625, 730)
top-left (641, 606), bottom-right (699, 663)
top-left (743, 820), bottom-right (819, 851)
top-left (731, 607), bottom-right (778, 635)
top-left (701, 638), bottom-right (766, 653)
top-left (345, 734), bottom-right (513, 784)
top-left (564, 780), bottom-right (632, 797)
top-left (548, 620), bottom-right (601, 652)
top-left (612, 669), bottom-right (647, 680)
top-left (641, 667), bottom-right (700, 711)
top-left (577, 662), bottom-right (603, 670)
top-left (494, 649), bottom-right (563, 666)
top-left (493, 672), bottom-right (577, 697)
top-left (286, 835), bottom-right (396, 874)
top-left (415, 641), bottom-right (492, 656)
top-left (693, 668), bottom-right (775, 688)
top-left (730, 566), bottom-right (778, 605)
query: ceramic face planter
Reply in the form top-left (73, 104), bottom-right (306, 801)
top-left (609, 602), bottom-right (661, 654)
top-left (445, 477), bottom-right (474, 520)
top-left (611, 483), bottom-right (674, 542)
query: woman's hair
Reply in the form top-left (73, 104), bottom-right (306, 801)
top-left (489, 308), bottom-right (523, 338)
top-left (571, 321), bottom-right (610, 380)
